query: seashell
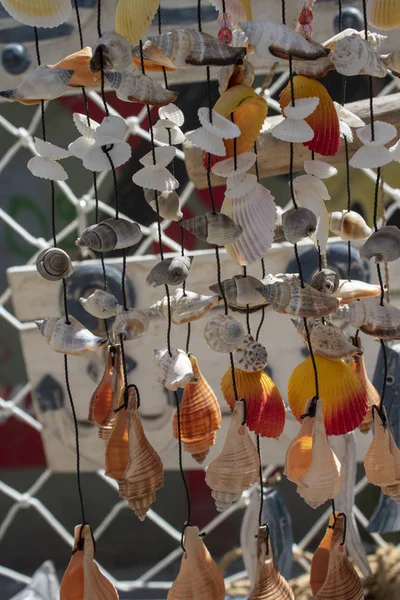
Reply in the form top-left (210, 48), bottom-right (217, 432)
top-left (280, 76), bottom-right (340, 157)
top-left (350, 337), bottom-right (380, 435)
top-left (144, 189), bottom-right (182, 221)
top-left (270, 116), bottom-right (315, 144)
top-left (364, 408), bottom-right (397, 487)
top-left (186, 126), bottom-right (227, 156)
top-left (204, 313), bottom-right (245, 353)
top-left (284, 98), bottom-right (320, 120)
top-left (80, 290), bottom-right (119, 319)
top-left (232, 335), bottom-right (268, 373)
top-left (36, 315), bottom-right (107, 356)
top-left (34, 138), bottom-right (70, 161)
top-left (293, 318), bottom-right (362, 360)
top-left (211, 151), bottom-right (256, 178)
top-left (115, 0), bottom-right (160, 46)
top-left (304, 160), bottom-right (338, 180)
top-left (381, 50), bottom-right (400, 77)
top-left (293, 178), bottom-right (330, 256)
top-left (310, 514), bottom-right (336, 596)
top-left (221, 367), bottom-right (285, 438)
top-left (153, 120), bottom-right (185, 145)
top-left (339, 298), bottom-right (400, 340)
top-left (222, 183), bottom-right (276, 265)
top-left (284, 413), bottom-right (313, 485)
top-left (390, 138), bottom-right (400, 161)
top-left (368, 0), bottom-right (400, 30)
top-left (0, 65), bottom-right (74, 104)
top-left (210, 275), bottom-right (267, 313)
top-left (293, 173), bottom-right (330, 200)
top-left (333, 102), bottom-right (366, 129)
top-left (173, 354), bottom-right (221, 463)
top-left (331, 34), bottom-right (388, 77)
top-left (311, 269), bottom-right (339, 295)
top-left (105, 393), bottom-right (129, 481)
top-left (288, 355), bottom-right (368, 435)
top-left (198, 107), bottom-right (241, 139)
top-left (168, 525), bottom-right (225, 599)
top-left (225, 173), bottom-right (258, 198)
top-left (105, 66), bottom-right (177, 107)
top-left (112, 307), bottom-right (149, 341)
top-left (241, 20), bottom-right (329, 61)
top-left (257, 277), bottom-right (339, 318)
top-left (147, 29), bottom-right (246, 68)
top-left (282, 207), bottom-right (317, 244)
top-left (180, 212), bottom-right (242, 246)
top-left (349, 146), bottom-right (394, 169)
top-left (205, 400), bottom-right (260, 511)
top-left (2, 0), bottom-right (72, 28)
top-left (118, 387), bottom-right (164, 519)
top-left (218, 58), bottom-right (255, 95)
top-left (248, 525), bottom-right (295, 600)
top-left (329, 210), bottom-right (372, 241)
top-left (60, 524), bottom-right (118, 600)
top-left (159, 104), bottom-right (184, 126)
top-left (131, 40), bottom-right (177, 72)
top-left (132, 146), bottom-right (178, 191)
top-left (357, 121), bottom-right (397, 147)
top-left (27, 156), bottom-right (68, 182)
top-left (292, 55), bottom-right (334, 79)
top-left (36, 247), bottom-right (73, 281)
top-left (91, 31), bottom-right (133, 73)
top-left (334, 279), bottom-right (381, 304)
top-left (76, 218), bottom-right (142, 252)
top-left (51, 47), bottom-right (100, 88)
top-left (360, 226), bottom-right (400, 263)
top-left (146, 256), bottom-right (192, 287)
top-left (147, 288), bottom-right (219, 325)
top-left (154, 348), bottom-right (198, 391)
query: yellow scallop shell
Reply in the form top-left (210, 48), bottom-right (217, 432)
top-left (1, 0), bottom-right (72, 28)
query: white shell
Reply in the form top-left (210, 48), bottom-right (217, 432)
top-left (153, 121), bottom-right (185, 145)
top-left (185, 127), bottom-right (226, 156)
top-left (158, 103), bottom-right (184, 127)
top-left (204, 313), bottom-right (245, 353)
top-left (225, 173), bottom-right (258, 199)
top-left (133, 166), bottom-right (178, 191)
top-left (233, 335), bottom-right (268, 372)
top-left (73, 112), bottom-right (100, 137)
top-left (27, 157), bottom-right (68, 181)
top-left (356, 121), bottom-right (398, 147)
top-left (82, 142), bottom-right (131, 172)
top-left (332, 34), bottom-right (387, 77)
top-left (339, 120), bottom-right (354, 142)
top-left (271, 118), bottom-right (315, 143)
top-left (95, 115), bottom-right (127, 143)
top-left (294, 177), bottom-right (330, 255)
top-left (349, 145), bottom-right (394, 169)
top-left (198, 107), bottom-right (240, 139)
top-left (154, 348), bottom-right (198, 390)
top-left (34, 138), bottom-right (70, 160)
top-left (0, 65), bottom-right (73, 102)
top-left (294, 174), bottom-right (330, 200)
top-left (390, 139), bottom-right (400, 161)
top-left (147, 288), bottom-right (219, 325)
top-left (144, 189), bottom-right (182, 221)
top-left (140, 146), bottom-right (176, 169)
top-left (211, 152), bottom-right (256, 178)
top-left (113, 307), bottom-right (149, 340)
top-left (91, 31), bottom-right (133, 72)
top-left (304, 160), bottom-right (337, 179)
top-left (79, 290), bottom-right (119, 319)
top-left (36, 315), bottom-right (107, 355)
top-left (333, 102), bottom-right (365, 128)
top-left (283, 97), bottom-right (320, 120)
top-left (68, 136), bottom-right (96, 159)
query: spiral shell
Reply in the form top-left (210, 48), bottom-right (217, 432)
top-left (210, 275), bottom-right (267, 313)
top-left (180, 212), bottom-right (242, 245)
top-left (232, 335), bottom-right (268, 372)
top-left (80, 290), bottom-right (119, 319)
top-left (90, 31), bottom-right (133, 72)
top-left (204, 313), bottom-right (245, 353)
top-left (112, 308), bottom-right (149, 341)
top-left (360, 226), bottom-right (400, 263)
top-left (311, 269), bottom-right (339, 295)
top-left (329, 210), bottom-right (372, 241)
top-left (36, 247), bottom-right (73, 281)
top-left (146, 256), bottom-right (192, 287)
top-left (105, 66), bottom-right (177, 107)
top-left (154, 348), bottom-right (198, 391)
top-left (0, 66), bottom-right (74, 105)
top-left (36, 316), bottom-right (107, 355)
top-left (345, 298), bottom-right (400, 340)
top-left (147, 288), bottom-right (219, 325)
top-left (282, 207), bottom-right (317, 244)
top-left (76, 218), bottom-right (142, 252)
top-left (293, 318), bottom-right (362, 360)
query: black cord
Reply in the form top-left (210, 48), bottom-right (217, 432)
top-left (256, 435), bottom-right (264, 527)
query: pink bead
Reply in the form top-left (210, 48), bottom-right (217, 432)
top-left (299, 8), bottom-right (313, 24)
top-left (218, 12), bottom-right (233, 29)
top-left (300, 23), bottom-right (313, 39)
top-left (218, 27), bottom-right (233, 44)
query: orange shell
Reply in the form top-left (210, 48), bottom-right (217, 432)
top-left (283, 415), bottom-right (313, 484)
top-left (51, 47), bottom-right (101, 88)
top-left (310, 514), bottom-right (337, 596)
top-left (105, 402), bottom-right (129, 481)
top-left (221, 367), bottom-right (285, 438)
top-left (364, 410), bottom-right (397, 487)
top-left (350, 340), bottom-right (380, 435)
top-left (88, 350), bottom-right (114, 426)
top-left (280, 75), bottom-right (340, 156)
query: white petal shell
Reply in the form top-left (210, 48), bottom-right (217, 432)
top-left (212, 152), bottom-right (257, 178)
top-left (271, 118), bottom-right (315, 143)
top-left (356, 121), bottom-right (397, 147)
top-left (139, 146), bottom-right (176, 169)
top-left (68, 136), bottom-right (96, 159)
top-left (27, 156), bottom-right (68, 181)
top-left (158, 103), bottom-right (184, 127)
top-left (153, 122), bottom-right (185, 145)
top-left (349, 145), bottom-right (394, 169)
top-left (154, 347), bottom-right (198, 391)
top-left (82, 141), bottom-right (131, 172)
top-left (95, 115), bottom-right (128, 144)
top-left (225, 173), bottom-right (258, 199)
top-left (390, 139), bottom-right (400, 161)
top-left (283, 97), bottom-right (320, 120)
top-left (198, 107), bottom-right (240, 139)
top-left (73, 112), bottom-right (99, 137)
top-left (333, 102), bottom-right (365, 128)
top-left (293, 174), bottom-right (330, 200)
top-left (34, 138), bottom-right (70, 160)
top-left (304, 160), bottom-right (338, 179)
top-left (185, 127), bottom-right (227, 156)
top-left (133, 166), bottom-right (178, 191)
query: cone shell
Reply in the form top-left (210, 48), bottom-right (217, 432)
top-left (105, 399), bottom-right (129, 481)
top-left (154, 347), bottom-right (198, 391)
top-left (257, 278), bottom-right (339, 318)
top-left (204, 314), bottom-right (245, 353)
top-left (282, 207), bottom-right (317, 244)
top-left (115, 0), bottom-right (160, 46)
top-left (288, 355), bottom-right (368, 435)
top-left (294, 319), bottom-right (361, 360)
top-left (364, 409), bottom-right (397, 487)
top-left (173, 355), bottom-right (221, 463)
top-left (334, 279), bottom-right (381, 304)
top-left (2, 0), bottom-right (72, 28)
top-left (210, 275), bottom-right (267, 313)
top-left (131, 39), bottom-right (177, 72)
top-left (80, 290), bottom-right (119, 319)
top-left (360, 226), bottom-right (400, 263)
top-left (232, 335), bottom-right (268, 373)
top-left (167, 526), bottom-right (225, 599)
top-left (284, 415), bottom-right (313, 485)
top-left (105, 67), bottom-right (177, 106)
top-left (221, 367), bottom-right (285, 438)
top-left (368, 0), bottom-right (400, 30)
top-left (36, 247), bottom-right (73, 281)
top-left (146, 256), bottom-right (192, 287)
top-left (350, 337), bottom-right (380, 435)
top-left (118, 388), bottom-right (164, 520)
top-left (180, 212), bottom-right (242, 246)
top-left (311, 269), bottom-right (339, 295)
top-left (280, 76), bottom-right (340, 156)
top-left (347, 298), bottom-right (400, 340)
top-left (76, 218), bottom-right (142, 252)
top-left (90, 32), bottom-right (133, 73)
top-left (0, 65), bottom-right (74, 104)
top-left (112, 308), bottom-right (149, 341)
top-left (205, 400), bottom-right (260, 511)
top-left (148, 287), bottom-right (219, 325)
top-left (36, 316), bottom-right (107, 356)
top-left (52, 47), bottom-right (100, 88)
top-left (329, 210), bottom-right (372, 241)
top-left (310, 515), bottom-right (336, 596)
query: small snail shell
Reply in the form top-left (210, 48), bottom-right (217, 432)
top-left (146, 256), bottom-right (192, 287)
top-left (180, 213), bottom-right (242, 246)
top-left (329, 210), bottom-right (371, 241)
top-left (204, 314), bottom-right (245, 353)
top-left (282, 207), bottom-right (317, 244)
top-left (79, 290), bottom-right (119, 319)
top-left (36, 247), bottom-right (73, 281)
top-left (360, 226), bottom-right (400, 263)
top-left (76, 218), bottom-right (142, 252)
top-left (311, 268), bottom-right (339, 295)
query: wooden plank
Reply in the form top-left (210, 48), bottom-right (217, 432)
top-left (184, 92), bottom-right (400, 189)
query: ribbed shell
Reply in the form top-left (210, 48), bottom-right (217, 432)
top-left (311, 269), bottom-right (339, 295)
top-left (360, 226), bottom-right (400, 263)
top-left (204, 314), bottom-right (245, 353)
top-left (105, 67), bottom-right (177, 106)
top-left (146, 256), bottom-right (192, 287)
top-left (364, 409), bottom-right (397, 487)
top-left (282, 207), bottom-right (317, 244)
top-left (76, 218), bottom-right (142, 252)
top-left (284, 416), bottom-right (313, 485)
top-left (88, 347), bottom-right (123, 439)
top-left (180, 213), bottom-right (242, 246)
top-left (115, 0), bottom-right (160, 45)
top-left (105, 399), bottom-right (129, 482)
top-left (368, 0), bottom-right (400, 30)
top-left (257, 278), bottom-right (339, 318)
top-left (2, 0), bottom-right (72, 28)
top-left (232, 335), bottom-right (268, 372)
top-left (36, 316), bottom-right (107, 356)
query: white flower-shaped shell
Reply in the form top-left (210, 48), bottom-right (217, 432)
top-left (225, 173), bottom-right (258, 199)
top-left (304, 160), bottom-right (337, 179)
top-left (28, 137), bottom-right (70, 181)
top-left (211, 152), bottom-right (257, 178)
top-left (198, 107), bottom-right (240, 139)
top-left (153, 120), bottom-right (185, 145)
top-left (349, 146), bottom-right (394, 169)
top-left (356, 121), bottom-right (397, 147)
top-left (186, 127), bottom-right (227, 156)
top-left (333, 102), bottom-right (365, 128)
top-left (283, 97), bottom-right (320, 120)
top-left (390, 140), bottom-right (400, 161)
top-left (271, 118), bottom-right (314, 143)
top-left (293, 174), bottom-right (330, 200)
top-left (83, 142), bottom-right (131, 172)
top-left (34, 138), bottom-right (70, 160)
top-left (139, 146), bottom-right (176, 169)
top-left (95, 115), bottom-right (128, 144)
top-left (133, 146), bottom-right (178, 191)
top-left (204, 314), bottom-right (245, 353)
top-left (73, 112), bottom-right (100, 137)
top-left (158, 103), bottom-right (184, 127)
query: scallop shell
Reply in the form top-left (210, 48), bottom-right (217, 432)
top-left (368, 0), bottom-right (400, 30)
top-left (180, 213), bottom-right (242, 245)
top-left (257, 278), bottom-right (339, 318)
top-left (205, 400), bottom-right (260, 511)
top-left (36, 316), bottom-right (107, 356)
top-left (118, 388), bottom-right (164, 520)
top-left (91, 31), bottom-right (133, 73)
top-left (144, 189), bottom-right (182, 221)
top-left (80, 290), bottom-right (119, 319)
top-left (115, 0), bottom-right (160, 46)
top-left (209, 275), bottom-right (267, 313)
top-left (159, 104), bottom-right (184, 127)
top-left (76, 218), bottom-right (142, 252)
top-left (34, 138), bottom-right (70, 160)
top-left (105, 392), bottom-right (129, 481)
top-left (36, 247), bottom-right (73, 281)
top-left (284, 98), bottom-right (320, 120)
top-left (154, 348), bottom-right (198, 391)
top-left (173, 354), bottom-right (221, 463)
top-left (112, 308), bottom-right (149, 341)
top-left (350, 337), bottom-right (380, 435)
top-left (133, 146), bottom-right (178, 191)
top-left (284, 414), bottom-right (313, 485)
top-left (311, 269), bottom-right (339, 295)
top-left (357, 121), bottom-right (397, 147)
top-left (168, 526), bottom-right (225, 599)
top-left (146, 256), bottom-right (192, 287)
top-left (27, 157), bottom-right (68, 182)
top-left (0, 65), bottom-right (74, 104)
top-left (218, 59), bottom-right (255, 95)
top-left (360, 226), bottom-right (400, 263)
top-left (147, 288), bottom-right (219, 325)
top-left (304, 160), bottom-right (338, 179)
top-left (232, 335), bottom-right (268, 373)
top-left (105, 66), bottom-right (177, 107)
top-left (282, 207), bottom-right (317, 244)
top-left (331, 34), bottom-right (387, 77)
top-left (2, 0), bottom-right (72, 28)
top-left (153, 120), bottom-right (185, 145)
top-left (186, 126), bottom-right (227, 156)
top-left (294, 318), bottom-right (362, 360)
top-left (198, 107), bottom-right (240, 139)
top-left (270, 116), bottom-right (315, 143)
top-left (334, 279), bottom-right (381, 304)
top-left (349, 145), bottom-right (394, 168)
top-left (329, 210), bottom-right (372, 241)
top-left (211, 151), bottom-right (256, 178)
top-left (225, 173), bottom-right (258, 198)
top-left (346, 298), bottom-right (400, 340)
top-left (204, 313), bottom-right (245, 353)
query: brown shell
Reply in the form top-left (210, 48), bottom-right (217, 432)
top-left (364, 409), bottom-right (397, 487)
top-left (350, 336), bottom-right (380, 434)
top-left (90, 346), bottom-right (124, 441)
top-left (310, 514), bottom-right (336, 596)
top-left (283, 415), bottom-right (313, 485)
top-left (51, 47), bottom-right (100, 88)
top-left (104, 398), bottom-right (129, 482)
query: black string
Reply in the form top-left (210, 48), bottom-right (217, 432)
top-left (256, 435), bottom-right (264, 527)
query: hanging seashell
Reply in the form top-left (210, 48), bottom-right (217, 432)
top-left (367, 0), bottom-right (400, 30)
top-left (153, 119), bottom-right (185, 145)
top-left (80, 290), bottom-right (119, 319)
top-left (288, 355), bottom-right (368, 435)
top-left (293, 174), bottom-right (330, 255)
top-left (105, 66), bottom-right (178, 106)
top-left (334, 279), bottom-right (381, 304)
top-left (211, 151), bottom-right (257, 179)
top-left (168, 525), bottom-right (225, 599)
top-left (310, 513), bottom-right (336, 596)
top-left (173, 354), bottom-right (221, 463)
top-left (333, 101), bottom-right (366, 129)
top-left (232, 335), bottom-right (268, 373)
top-left (292, 318), bottom-right (362, 360)
top-left (329, 210), bottom-right (372, 241)
top-left (205, 400), bottom-right (260, 511)
top-left (147, 29), bottom-right (246, 67)
top-left (304, 160), bottom-right (338, 180)
top-left (187, 125), bottom-right (226, 156)
top-left (131, 39), bottom-right (177, 72)
top-left (350, 337), bottom-right (380, 435)
top-left (292, 55), bottom-right (334, 79)
top-left (132, 146), bottom-right (178, 191)
top-left (146, 256), bottom-right (192, 287)
top-left (36, 247), bottom-right (73, 282)
top-left (282, 207), bottom-right (317, 244)
top-left (350, 121), bottom-right (397, 169)
top-left (180, 212), bottom-right (242, 246)
top-left (115, 0), bottom-right (160, 46)
top-left (159, 103), bottom-right (184, 126)
top-left (144, 189), bottom-right (182, 221)
top-left (51, 47), bottom-right (100, 88)
top-left (76, 218), bottom-right (142, 252)
top-left (1, 0), bottom-right (72, 28)
top-left (147, 288), bottom-right (219, 325)
top-left (360, 226), bottom-right (400, 263)
top-left (331, 34), bottom-right (387, 77)
top-left (381, 50), bottom-right (400, 78)
top-left (91, 31), bottom-right (133, 72)
top-left (210, 275), bottom-right (267, 313)
top-left (284, 413), bottom-right (313, 485)
top-left (112, 307), bottom-right (149, 341)
top-left (204, 313), bottom-right (245, 353)
top-left (271, 98), bottom-right (319, 143)
top-left (154, 348), bottom-right (198, 391)
top-left (0, 65), bottom-right (74, 104)
top-left (221, 367), bottom-right (285, 438)
top-left (197, 107), bottom-right (241, 139)
top-left (118, 387), bottom-right (164, 520)
top-left (60, 524), bottom-right (118, 600)
top-left (337, 298), bottom-right (400, 340)
top-left (311, 269), bottom-right (339, 295)
top-left (36, 316), bottom-right (107, 356)
top-left (225, 173), bottom-right (258, 199)
top-left (105, 394), bottom-right (129, 481)
top-left (218, 58), bottom-right (255, 95)
top-left (364, 408), bottom-right (397, 487)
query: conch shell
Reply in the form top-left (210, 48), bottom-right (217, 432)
top-left (360, 226), bottom-right (400, 263)
top-left (146, 256), bottom-right (192, 287)
top-left (310, 514), bottom-right (336, 596)
top-left (204, 313), bottom-right (245, 353)
top-left (333, 279), bottom-right (381, 304)
top-left (154, 348), bottom-right (198, 391)
top-left (205, 400), bottom-right (260, 511)
top-left (311, 269), bottom-right (339, 295)
top-left (350, 336), bottom-right (380, 435)
top-left (76, 218), bottom-right (142, 252)
top-left (51, 47), bottom-right (100, 88)
top-left (36, 316), bottom-right (107, 356)
top-left (180, 212), bottom-right (243, 246)
top-left (91, 31), bottom-right (133, 72)
top-left (0, 65), bottom-right (73, 105)
top-left (336, 298), bottom-right (400, 340)
top-left (329, 210), bottom-right (372, 241)
top-left (331, 34), bottom-right (387, 77)
top-left (36, 247), bottom-right (73, 281)
top-left (364, 407), bottom-right (398, 489)
top-left (284, 413), bottom-right (313, 485)
top-left (147, 288), bottom-right (219, 325)
top-left (112, 308), bottom-right (149, 341)
top-left (105, 66), bottom-right (177, 107)
top-left (105, 393), bottom-right (129, 481)
top-left (292, 318), bottom-right (361, 360)
top-left (210, 275), bottom-right (267, 313)
top-left (80, 290), bottom-right (119, 319)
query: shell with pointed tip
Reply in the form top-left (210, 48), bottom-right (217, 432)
top-left (334, 279), bottom-right (381, 304)
top-left (364, 409), bottom-right (397, 487)
top-left (105, 67), bottom-right (177, 106)
top-left (282, 207), bottom-right (317, 244)
top-left (332, 34), bottom-right (387, 77)
top-left (36, 316), bottom-right (107, 356)
top-left (204, 314), bottom-right (245, 353)
top-left (210, 275), bottom-right (267, 313)
top-left (115, 0), bottom-right (160, 46)
top-left (173, 355), bottom-right (221, 463)
top-left (112, 308), bottom-right (149, 341)
top-left (295, 319), bottom-right (362, 360)
top-left (221, 367), bottom-right (285, 438)
top-left (147, 288), bottom-right (219, 325)
top-left (310, 514), bottom-right (336, 596)
top-left (360, 226), bottom-right (400, 263)
top-left (368, 0), bottom-right (400, 30)
top-left (105, 397), bottom-right (129, 481)
top-left (118, 388), bottom-right (164, 520)
top-left (0, 66), bottom-right (74, 104)
top-left (257, 278), bottom-right (339, 318)
top-left (76, 218), bottom-right (142, 252)
top-left (154, 348), bottom-right (198, 391)
top-left (205, 401), bottom-right (260, 511)
top-left (304, 160), bottom-right (338, 179)
top-left (168, 525), bottom-right (225, 599)
top-left (80, 290), bottom-right (119, 319)
top-left (232, 335), bottom-right (268, 373)
top-left (284, 415), bottom-right (313, 485)
top-left (51, 47), bottom-right (100, 88)
top-left (180, 213), bottom-right (242, 245)
top-left (345, 298), bottom-right (400, 339)
top-left (36, 247), bottom-right (73, 281)
top-left (218, 59), bottom-right (255, 95)
top-left (146, 256), bottom-right (192, 287)
top-left (329, 210), bottom-right (372, 241)
top-left (91, 31), bottom-right (133, 72)
top-left (144, 189), bottom-right (182, 221)
top-left (2, 0), bottom-right (72, 28)
top-left (350, 337), bottom-right (380, 435)
top-left (311, 269), bottom-right (339, 295)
